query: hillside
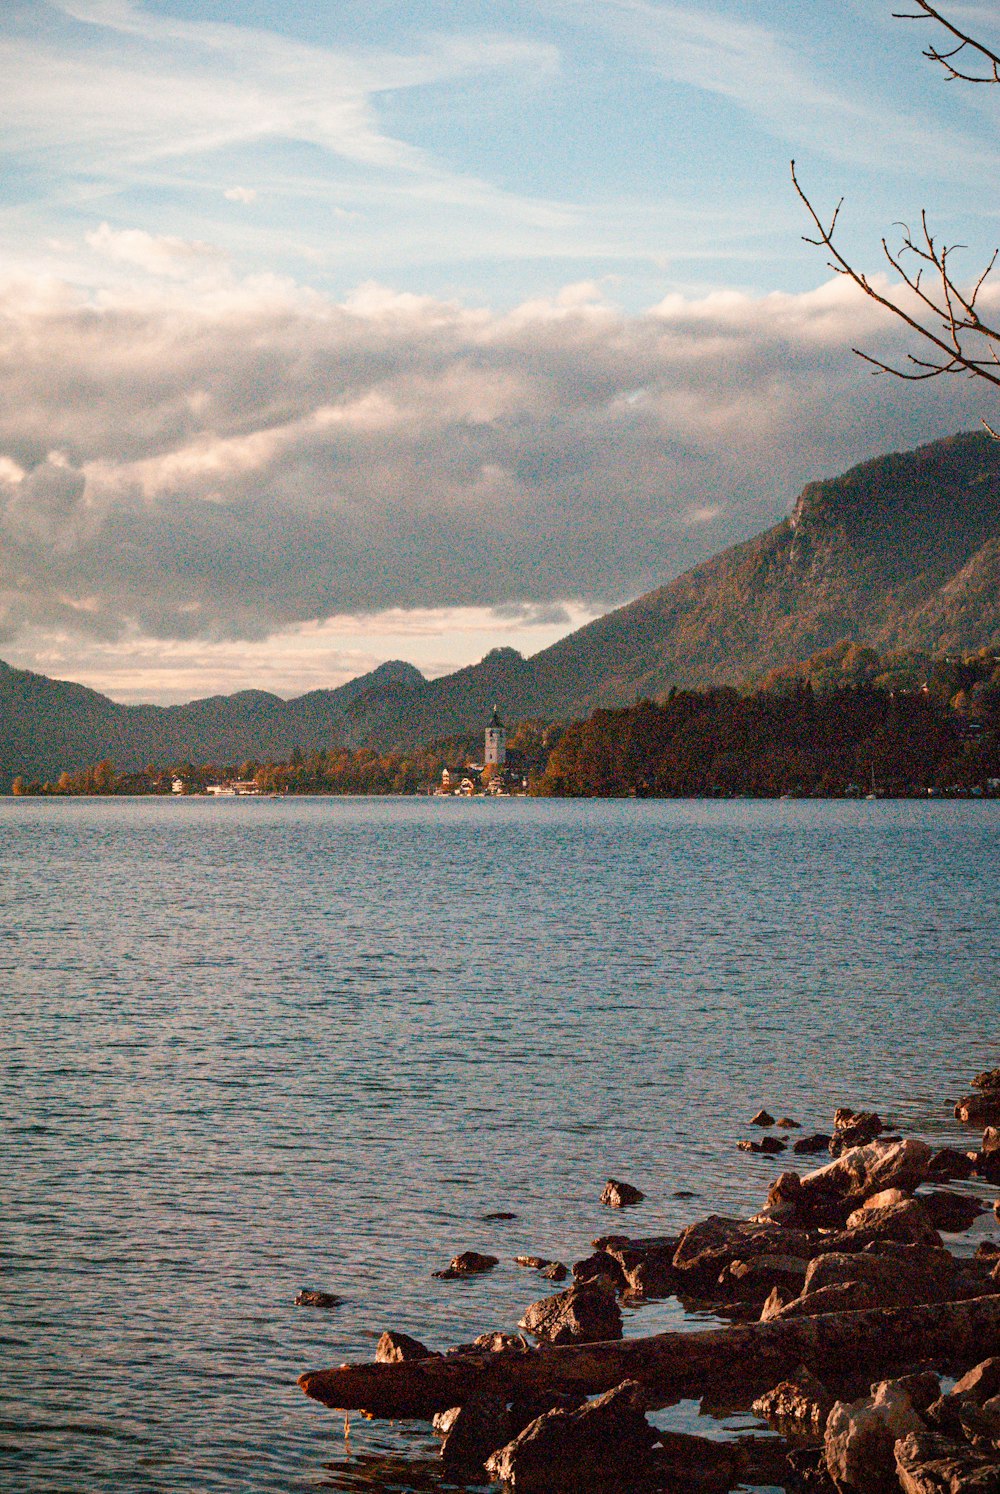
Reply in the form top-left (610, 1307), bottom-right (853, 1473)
top-left (2, 429), bottom-right (1000, 782)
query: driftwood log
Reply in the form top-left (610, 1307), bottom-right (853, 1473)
top-left (298, 1295), bottom-right (1000, 1421)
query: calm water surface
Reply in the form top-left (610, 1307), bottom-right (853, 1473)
top-left (2, 797), bottom-right (999, 1493)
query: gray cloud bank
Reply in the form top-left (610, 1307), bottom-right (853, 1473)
top-left (0, 267), bottom-right (993, 652)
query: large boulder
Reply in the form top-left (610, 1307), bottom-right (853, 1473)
top-left (753, 1365), bottom-right (834, 1431)
top-left (802, 1246), bottom-right (954, 1308)
top-left (599, 1236), bottom-right (679, 1299)
top-left (484, 1379), bottom-right (658, 1491)
top-left (519, 1281), bottom-right (623, 1344)
top-left (800, 1138), bottom-right (933, 1204)
top-left (375, 1331), bottom-right (435, 1363)
top-left (822, 1198), bottom-right (942, 1252)
top-left (672, 1216), bottom-right (812, 1283)
top-left (894, 1430), bottom-right (1000, 1493)
top-left (439, 1393), bottom-right (512, 1474)
top-left (956, 1094), bottom-right (1000, 1126)
top-left (830, 1109), bottom-right (884, 1156)
top-left (825, 1378), bottom-right (927, 1492)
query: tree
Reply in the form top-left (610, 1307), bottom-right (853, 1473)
top-left (792, 3), bottom-right (1000, 430)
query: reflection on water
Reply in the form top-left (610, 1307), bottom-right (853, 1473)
top-left (1, 797), bottom-right (998, 1492)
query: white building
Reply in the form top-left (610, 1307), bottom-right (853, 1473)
top-left (485, 705), bottom-right (506, 767)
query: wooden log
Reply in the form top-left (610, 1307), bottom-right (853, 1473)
top-left (298, 1295), bottom-right (1000, 1421)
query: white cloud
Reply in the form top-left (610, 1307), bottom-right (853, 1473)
top-left (86, 223), bottom-right (227, 277)
top-left (223, 186), bottom-right (257, 204)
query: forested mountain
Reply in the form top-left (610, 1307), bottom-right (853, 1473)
top-left (2, 429), bottom-right (1000, 785)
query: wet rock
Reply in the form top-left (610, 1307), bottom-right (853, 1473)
top-left (600, 1178), bottom-right (645, 1208)
top-left (958, 1395), bottom-right (1000, 1453)
top-left (794, 1133), bottom-right (833, 1155)
top-left (653, 1428), bottom-right (747, 1492)
top-left (802, 1243), bottom-right (956, 1308)
top-left (432, 1250), bottom-right (499, 1279)
top-left (894, 1429), bottom-right (1000, 1493)
top-left (975, 1071), bottom-right (1000, 1092)
top-left (952, 1360), bottom-right (1000, 1407)
top-left (519, 1281), bottom-right (623, 1344)
top-left (484, 1379), bottom-right (658, 1492)
top-left (928, 1146), bottom-right (978, 1183)
top-left (600, 1236), bottom-right (679, 1299)
top-left (825, 1377), bottom-right (927, 1492)
top-left (786, 1444), bottom-right (840, 1491)
top-left (920, 1190), bottom-right (986, 1234)
top-left (827, 1198), bottom-right (943, 1252)
top-left (978, 1242), bottom-right (1000, 1263)
top-left (432, 1405), bottom-right (461, 1436)
top-left (829, 1108), bottom-right (884, 1156)
top-left (439, 1393), bottom-right (512, 1474)
top-left (739, 1139), bottom-right (763, 1153)
top-left (740, 1137), bottom-right (786, 1154)
top-left (985, 1128), bottom-right (1000, 1155)
top-left (778, 1117), bottom-right (802, 1128)
top-left (761, 1285), bottom-right (792, 1321)
top-left (978, 1152), bottom-right (1000, 1184)
top-left (541, 1262), bottom-right (568, 1281)
top-left (672, 1216), bottom-right (812, 1286)
top-left (482, 1210), bottom-right (518, 1221)
top-left (753, 1365), bottom-right (834, 1431)
top-left (571, 1250), bottom-right (627, 1290)
top-left (751, 1109), bottom-right (776, 1126)
top-left (471, 1331), bottom-right (529, 1353)
top-left (957, 1094), bottom-right (1000, 1126)
top-left (590, 1233), bottom-right (630, 1250)
top-left (294, 1290), bottom-right (341, 1308)
top-left (799, 1138), bottom-right (934, 1205)
top-left (515, 1255), bottom-right (550, 1270)
top-left (858, 1187), bottom-right (911, 1211)
top-left (768, 1280), bottom-right (879, 1320)
top-left (375, 1331), bottom-right (435, 1363)
top-left (718, 1253), bottom-right (809, 1302)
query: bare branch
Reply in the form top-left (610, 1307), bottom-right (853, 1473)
top-left (893, 1), bottom-right (1000, 82)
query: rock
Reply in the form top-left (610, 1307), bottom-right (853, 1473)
top-left (761, 1286), bottom-right (792, 1321)
top-left (653, 1429), bottom-right (747, 1491)
top-left (761, 1136), bottom-right (788, 1154)
top-left (768, 1280), bottom-right (879, 1320)
top-left (375, 1331), bottom-right (435, 1363)
top-left (433, 1250), bottom-right (499, 1278)
top-left (928, 1146), bottom-right (978, 1183)
top-left (432, 1405), bottom-right (461, 1436)
top-left (953, 1360), bottom-right (1000, 1407)
top-left (484, 1379), bottom-right (658, 1492)
top-left (802, 1244), bottom-right (956, 1308)
top-left (778, 1117), bottom-right (802, 1128)
top-left (719, 1253), bottom-right (810, 1302)
top-left (894, 1430), bottom-right (1000, 1493)
top-left (541, 1261), bottom-right (568, 1281)
top-left (920, 1190), bottom-right (986, 1234)
top-left (439, 1393), bottom-right (512, 1473)
top-left (739, 1139), bottom-right (764, 1153)
top-left (830, 1109), bottom-right (885, 1156)
top-left (768, 1171), bottom-right (805, 1207)
top-left (800, 1139), bottom-right (934, 1205)
top-left (978, 1243), bottom-right (1000, 1262)
top-left (860, 1187), bottom-right (911, 1211)
top-left (519, 1281), bottom-right (623, 1345)
top-left (794, 1133), bottom-right (833, 1154)
top-left (958, 1094), bottom-right (1000, 1126)
top-left (600, 1237), bottom-right (679, 1299)
top-left (959, 1395), bottom-right (1000, 1453)
top-left (985, 1128), bottom-right (1000, 1155)
top-left (831, 1198), bottom-right (943, 1252)
top-left (482, 1210), bottom-right (518, 1221)
top-left (470, 1332), bottom-right (529, 1354)
top-left (515, 1256), bottom-right (550, 1269)
top-left (600, 1178), bottom-right (645, 1208)
top-left (975, 1071), bottom-right (1000, 1092)
top-left (825, 1377), bottom-right (927, 1492)
top-left (672, 1216), bottom-right (812, 1282)
top-left (978, 1152), bottom-right (1000, 1184)
top-left (751, 1109), bottom-right (776, 1126)
top-left (294, 1290), bottom-right (341, 1308)
top-left (753, 1365), bottom-right (834, 1430)
top-left (591, 1233), bottom-right (630, 1250)
top-left (786, 1444), bottom-right (840, 1490)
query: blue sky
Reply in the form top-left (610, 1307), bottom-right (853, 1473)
top-left (1, 1), bottom-right (998, 700)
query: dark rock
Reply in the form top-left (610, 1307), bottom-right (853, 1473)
top-left (738, 1139), bottom-right (764, 1153)
top-left (778, 1117), bottom-right (802, 1128)
top-left (439, 1393), bottom-right (511, 1474)
top-left (957, 1094), bottom-right (1000, 1126)
top-left (571, 1250), bottom-right (627, 1290)
top-left (600, 1178), bottom-right (645, 1208)
top-left (515, 1255), bottom-right (549, 1269)
top-left (484, 1379), bottom-right (658, 1492)
top-left (823, 1198), bottom-right (943, 1253)
top-left (433, 1250), bottom-right (499, 1278)
top-left (801, 1243), bottom-right (956, 1308)
top-left (481, 1210), bottom-right (518, 1221)
top-left (672, 1189), bottom-right (698, 1198)
top-left (761, 1136), bottom-right (788, 1154)
top-left (974, 1070), bottom-right (1000, 1092)
top-left (829, 1108), bottom-right (884, 1156)
top-left (508, 1390), bottom-right (587, 1434)
top-left (768, 1170), bottom-right (805, 1207)
top-left (786, 1445), bottom-right (839, 1491)
top-left (952, 1359), bottom-right (1000, 1407)
top-left (919, 1190), bottom-right (986, 1234)
top-left (601, 1236), bottom-right (679, 1299)
top-left (653, 1429), bottom-right (747, 1491)
top-left (979, 1242), bottom-right (1000, 1262)
top-left (794, 1132), bottom-right (833, 1155)
top-left (541, 1261), bottom-right (568, 1281)
top-left (985, 1128), bottom-right (1000, 1154)
top-left (294, 1290), bottom-right (341, 1308)
top-left (672, 1216), bottom-right (812, 1282)
top-left (470, 1331), bottom-right (529, 1353)
top-left (375, 1331), bottom-right (435, 1363)
top-left (927, 1146), bottom-right (977, 1183)
top-left (718, 1253), bottom-right (809, 1302)
top-left (767, 1280), bottom-right (879, 1320)
top-left (753, 1365), bottom-right (834, 1430)
top-left (751, 1109), bottom-right (776, 1126)
top-left (977, 1152), bottom-right (1000, 1184)
top-left (894, 1430), bottom-right (1000, 1493)
top-left (519, 1281), bottom-right (623, 1344)
top-left (825, 1377), bottom-right (927, 1493)
top-left (591, 1233), bottom-right (630, 1250)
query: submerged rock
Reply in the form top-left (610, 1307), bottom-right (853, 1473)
top-left (751, 1109), bottom-right (776, 1127)
top-left (777, 1117), bottom-right (802, 1128)
top-left (793, 1133), bottom-right (833, 1155)
top-left (919, 1189), bottom-right (986, 1234)
top-left (294, 1290), bottom-right (341, 1308)
top-left (433, 1250), bottom-right (499, 1279)
top-left (927, 1146), bottom-right (977, 1182)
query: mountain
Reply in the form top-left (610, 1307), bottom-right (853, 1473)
top-left (2, 429), bottom-right (999, 783)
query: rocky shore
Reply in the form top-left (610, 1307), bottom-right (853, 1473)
top-left (299, 1068), bottom-right (1000, 1492)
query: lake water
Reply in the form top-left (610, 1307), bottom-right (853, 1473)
top-left (2, 796), bottom-right (999, 1493)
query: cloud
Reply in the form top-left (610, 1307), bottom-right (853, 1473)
top-left (86, 223), bottom-right (227, 277)
top-left (0, 268), bottom-right (993, 667)
top-left (223, 186), bottom-right (257, 204)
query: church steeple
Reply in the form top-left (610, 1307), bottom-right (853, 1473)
top-left (484, 704), bottom-right (506, 766)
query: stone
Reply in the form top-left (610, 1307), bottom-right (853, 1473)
top-left (768, 1171), bottom-right (804, 1207)
top-left (952, 1360), bottom-right (1000, 1407)
top-left (600, 1178), bottom-right (645, 1208)
top-left (801, 1139), bottom-right (934, 1205)
top-left (571, 1250), bottom-right (627, 1289)
top-left (600, 1237), bottom-right (679, 1299)
top-left (920, 1190), bottom-right (986, 1234)
top-left (433, 1250), bottom-right (499, 1278)
top-left (825, 1377), bottom-right (927, 1492)
top-left (294, 1289), bottom-right (341, 1308)
top-left (958, 1094), bottom-right (1000, 1126)
top-left (928, 1147), bottom-right (978, 1183)
top-left (975, 1070), bottom-right (1000, 1092)
top-left (786, 1445), bottom-right (840, 1490)
top-left (738, 1139), bottom-right (764, 1153)
top-left (894, 1430), bottom-right (1000, 1493)
top-left (719, 1253), bottom-right (809, 1302)
top-left (760, 1285), bottom-right (792, 1321)
top-left (432, 1406), bottom-right (461, 1436)
top-left (375, 1331), bottom-right (435, 1363)
top-left (794, 1133), bottom-right (833, 1154)
top-left (751, 1109), bottom-right (776, 1126)
top-left (778, 1117), bottom-right (802, 1128)
top-left (831, 1198), bottom-right (943, 1252)
top-left (653, 1429), bottom-right (747, 1491)
top-left (484, 1379), bottom-right (658, 1492)
top-left (672, 1216), bottom-right (812, 1282)
top-left (542, 1261), bottom-right (568, 1281)
top-left (830, 1109), bottom-right (884, 1156)
top-left (515, 1255), bottom-right (549, 1269)
top-left (768, 1280), bottom-right (879, 1320)
top-left (482, 1210), bottom-right (518, 1221)
top-left (985, 1128), bottom-right (1000, 1155)
top-left (439, 1393), bottom-right (512, 1473)
top-left (860, 1187), bottom-right (911, 1211)
top-left (979, 1153), bottom-right (1000, 1184)
top-left (761, 1136), bottom-right (788, 1154)
top-left (518, 1281), bottom-right (623, 1345)
top-left (802, 1244), bottom-right (955, 1308)
top-left (978, 1243), bottom-right (1000, 1262)
top-left (470, 1332), bottom-right (529, 1354)
top-left (753, 1365), bottom-right (834, 1430)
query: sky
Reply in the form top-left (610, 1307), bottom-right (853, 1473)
top-left (1, 0), bottom-right (999, 702)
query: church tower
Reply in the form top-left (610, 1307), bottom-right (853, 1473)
top-left (484, 705), bottom-right (506, 767)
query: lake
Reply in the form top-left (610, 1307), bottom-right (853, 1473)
top-left (2, 796), bottom-right (998, 1492)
